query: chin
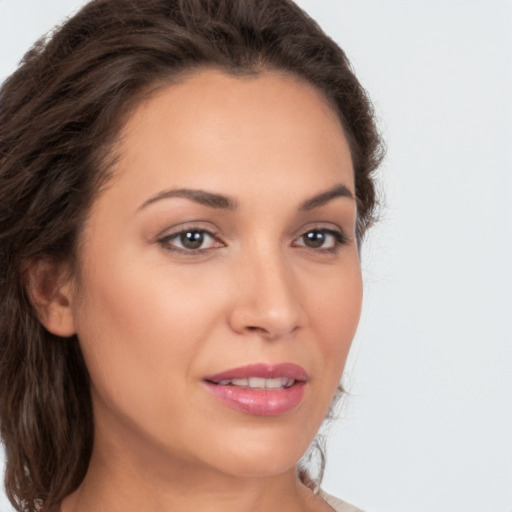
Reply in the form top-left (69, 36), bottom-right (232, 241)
top-left (199, 427), bottom-right (313, 479)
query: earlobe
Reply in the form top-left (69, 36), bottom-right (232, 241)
top-left (25, 257), bottom-right (77, 337)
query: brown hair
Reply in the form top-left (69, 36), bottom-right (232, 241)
top-left (0, 0), bottom-right (383, 510)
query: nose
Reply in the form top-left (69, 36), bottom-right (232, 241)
top-left (228, 248), bottom-right (302, 341)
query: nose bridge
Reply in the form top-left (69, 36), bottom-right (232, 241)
top-left (230, 237), bottom-right (301, 338)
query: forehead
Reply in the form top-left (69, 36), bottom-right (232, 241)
top-left (106, 69), bottom-right (354, 207)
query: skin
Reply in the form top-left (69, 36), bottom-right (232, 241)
top-left (44, 70), bottom-right (362, 512)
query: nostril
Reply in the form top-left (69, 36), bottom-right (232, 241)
top-left (244, 325), bottom-right (288, 342)
top-left (246, 326), bottom-right (267, 334)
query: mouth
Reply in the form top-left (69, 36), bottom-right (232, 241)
top-left (213, 376), bottom-right (297, 390)
top-left (203, 363), bottom-right (308, 416)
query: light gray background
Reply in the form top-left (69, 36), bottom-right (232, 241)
top-left (1, 1), bottom-right (511, 511)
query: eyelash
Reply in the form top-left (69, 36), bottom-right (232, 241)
top-left (157, 227), bottom-right (223, 254)
top-left (157, 227), bottom-right (348, 255)
top-left (292, 228), bottom-right (348, 253)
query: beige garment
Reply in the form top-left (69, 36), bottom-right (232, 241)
top-left (320, 490), bottom-right (365, 512)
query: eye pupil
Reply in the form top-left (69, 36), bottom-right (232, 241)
top-left (304, 231), bottom-right (325, 248)
top-left (181, 231), bottom-right (204, 249)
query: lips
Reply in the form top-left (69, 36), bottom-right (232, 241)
top-left (203, 363), bottom-right (308, 416)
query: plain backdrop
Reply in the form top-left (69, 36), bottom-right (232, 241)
top-left (1, 1), bottom-right (511, 511)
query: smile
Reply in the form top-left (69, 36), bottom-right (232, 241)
top-left (204, 363), bottom-right (308, 416)
top-left (216, 377), bottom-right (296, 389)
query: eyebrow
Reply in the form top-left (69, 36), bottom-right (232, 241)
top-left (138, 183), bottom-right (354, 212)
top-left (298, 184), bottom-right (354, 211)
top-left (138, 188), bottom-right (238, 211)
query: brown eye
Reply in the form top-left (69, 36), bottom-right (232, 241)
top-left (159, 229), bottom-right (221, 252)
top-left (294, 229), bottom-right (346, 251)
top-left (180, 231), bottom-right (205, 250)
top-left (303, 231), bottom-right (327, 248)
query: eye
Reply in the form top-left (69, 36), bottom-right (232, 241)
top-left (158, 228), bottom-right (223, 253)
top-left (293, 228), bottom-right (347, 251)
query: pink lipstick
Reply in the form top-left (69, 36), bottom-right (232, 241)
top-left (203, 363), bottom-right (308, 416)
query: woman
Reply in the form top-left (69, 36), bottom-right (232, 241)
top-left (0, 1), bottom-right (383, 511)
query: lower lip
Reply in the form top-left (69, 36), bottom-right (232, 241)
top-left (203, 381), bottom-right (306, 416)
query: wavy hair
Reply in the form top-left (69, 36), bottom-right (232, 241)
top-left (0, 0), bottom-right (383, 510)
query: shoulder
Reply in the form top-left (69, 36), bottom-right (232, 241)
top-left (319, 490), bottom-right (365, 512)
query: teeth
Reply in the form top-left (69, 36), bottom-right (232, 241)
top-left (248, 377), bottom-right (267, 388)
top-left (217, 377), bottom-right (296, 389)
top-left (285, 378), bottom-right (295, 388)
top-left (231, 378), bottom-right (249, 387)
top-left (264, 377), bottom-right (284, 389)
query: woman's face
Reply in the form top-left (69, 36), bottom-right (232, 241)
top-left (70, 70), bottom-right (362, 480)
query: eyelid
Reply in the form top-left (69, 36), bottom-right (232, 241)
top-left (291, 224), bottom-right (349, 252)
top-left (156, 224), bottom-right (224, 254)
top-left (292, 222), bottom-right (346, 239)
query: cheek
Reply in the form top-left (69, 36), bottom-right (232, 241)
top-left (71, 272), bottom-right (229, 454)
top-left (307, 262), bottom-right (362, 379)
top-left (289, 262), bottom-right (362, 440)
top-left (71, 257), bottom-right (225, 412)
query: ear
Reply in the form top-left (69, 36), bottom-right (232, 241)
top-left (25, 256), bottom-right (76, 337)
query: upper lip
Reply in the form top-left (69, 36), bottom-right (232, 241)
top-left (204, 363), bottom-right (308, 383)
